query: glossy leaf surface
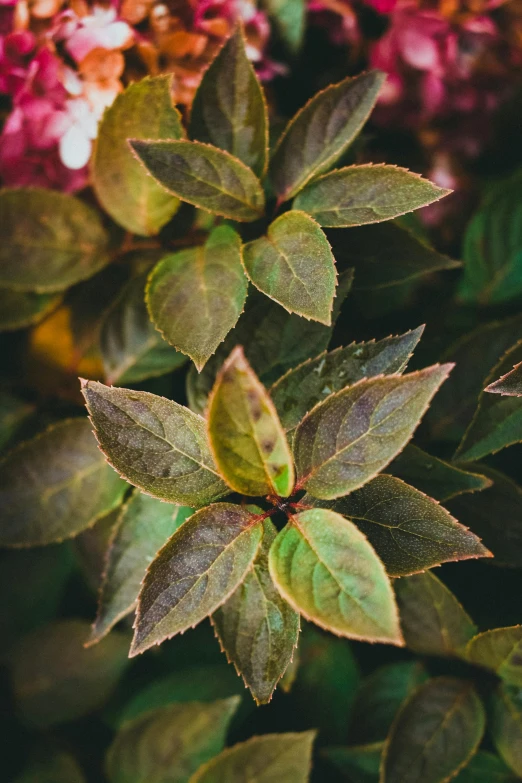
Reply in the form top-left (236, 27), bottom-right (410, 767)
top-left (147, 227), bottom-right (247, 370)
top-left (269, 508), bottom-right (402, 644)
top-left (243, 211), bottom-right (337, 324)
top-left (92, 75), bottom-right (183, 236)
top-left (82, 381), bottom-right (228, 507)
top-left (293, 365), bottom-right (452, 500)
top-left (207, 347), bottom-right (294, 497)
top-left (131, 504), bottom-right (263, 655)
top-left (212, 519), bottom-right (300, 704)
top-left (130, 139), bottom-right (265, 221)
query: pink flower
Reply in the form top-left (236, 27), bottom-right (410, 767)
top-left (54, 4), bottom-right (133, 64)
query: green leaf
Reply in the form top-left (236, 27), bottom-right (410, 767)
top-left (464, 626), bottom-right (522, 686)
top-left (130, 139), bottom-right (265, 221)
top-left (106, 697), bottom-right (240, 783)
top-left (0, 418), bottom-right (127, 547)
top-left (92, 75), bottom-right (184, 236)
top-left (270, 71), bottom-right (385, 201)
top-left (395, 571), bottom-right (477, 657)
top-left (207, 346), bottom-right (294, 497)
top-left (291, 624), bottom-right (361, 742)
top-left (13, 750), bottom-right (86, 783)
top-left (293, 165), bottom-right (450, 228)
top-left (486, 361), bottom-right (522, 396)
top-left (324, 743), bottom-right (383, 783)
top-left (189, 731), bottom-right (316, 783)
top-left (10, 620), bottom-right (129, 728)
top-left (243, 211), bottom-right (337, 324)
top-left (311, 475), bottom-right (490, 576)
top-left (131, 503), bottom-right (263, 656)
top-left (187, 276), bottom-right (353, 414)
top-left (454, 752), bottom-right (518, 783)
top-left (269, 508), bottom-right (402, 644)
top-left (271, 327), bottom-right (424, 434)
top-left (146, 227), bottom-right (247, 370)
top-left (74, 507), bottom-right (121, 593)
top-left (426, 313), bottom-right (522, 441)
top-left (448, 465), bottom-right (522, 567)
top-left (350, 662), bottom-right (428, 744)
top-left (263, 0), bottom-right (305, 53)
top-left (489, 684), bottom-right (522, 778)
top-left (458, 175), bottom-right (522, 304)
top-left (327, 222), bottom-right (460, 290)
top-left (381, 678), bottom-right (486, 783)
top-left (0, 189), bottom-right (110, 292)
top-left (293, 364), bottom-right (452, 500)
top-left (81, 381), bottom-right (228, 507)
top-left (388, 444), bottom-right (492, 502)
top-left (89, 492), bottom-right (192, 644)
top-left (189, 27), bottom-right (268, 177)
top-left (0, 287), bottom-right (61, 331)
top-left (101, 270), bottom-right (187, 385)
top-left (0, 544), bottom-right (73, 660)
top-left (456, 340), bottom-right (522, 461)
top-left (0, 392), bottom-right (34, 452)
top-left (212, 519), bottom-right (300, 704)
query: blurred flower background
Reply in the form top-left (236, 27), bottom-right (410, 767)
top-left (1, 0), bottom-right (521, 233)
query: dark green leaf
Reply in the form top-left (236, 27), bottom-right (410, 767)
top-left (207, 346), bottom-right (294, 497)
top-left (89, 491), bottom-right (192, 644)
top-left (489, 684), bottom-right (522, 778)
top-left (263, 0), bottom-right (305, 53)
top-left (311, 475), bottom-right (490, 576)
top-left (350, 662), bottom-right (428, 744)
top-left (454, 751), bottom-right (518, 783)
top-left (395, 571), bottom-right (477, 657)
top-left (464, 626), bottom-right (522, 686)
top-left (271, 327), bottom-right (424, 434)
top-left (92, 75), bottom-right (183, 236)
top-left (243, 211), bottom-right (337, 324)
top-left (189, 731), bottom-right (316, 783)
top-left (293, 165), bottom-right (450, 227)
top-left (81, 381), bottom-right (228, 507)
top-left (190, 27), bottom-right (268, 177)
top-left (448, 465), bottom-right (522, 567)
top-left (130, 139), bottom-right (265, 221)
top-left (106, 697), bottom-right (240, 783)
top-left (486, 361), bottom-right (522, 397)
top-left (0, 418), bottom-right (127, 547)
top-left (212, 519), bottom-right (300, 704)
top-left (381, 678), bottom-right (486, 783)
top-left (458, 176), bottom-right (522, 304)
top-left (131, 504), bottom-right (263, 656)
top-left (146, 227), bottom-right (247, 370)
top-left (0, 189), bottom-right (110, 292)
top-left (101, 270), bottom-right (187, 385)
top-left (0, 287), bottom-right (61, 331)
top-left (13, 750), bottom-right (85, 783)
top-left (270, 71), bottom-right (385, 201)
top-left (327, 222), bottom-right (460, 290)
top-left (0, 392), bottom-right (34, 452)
top-left (293, 365), bottom-right (452, 500)
top-left (291, 624), bottom-right (361, 742)
top-left (388, 444), bottom-right (492, 502)
top-left (323, 743), bottom-right (382, 783)
top-left (10, 620), bottom-right (129, 728)
top-left (456, 340), bottom-right (522, 462)
top-left (269, 508), bottom-right (402, 644)
top-left (74, 507), bottom-right (121, 593)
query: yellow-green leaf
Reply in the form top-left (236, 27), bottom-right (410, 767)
top-left (130, 139), bottom-right (265, 221)
top-left (464, 627), bottom-right (522, 686)
top-left (293, 165), bottom-right (450, 227)
top-left (207, 346), bottom-right (295, 497)
top-left (146, 226), bottom-right (248, 370)
top-left (131, 503), bottom-right (263, 655)
top-left (92, 75), bottom-right (184, 236)
top-left (81, 381), bottom-right (228, 507)
top-left (293, 365), bottom-right (452, 500)
top-left (268, 508), bottom-right (403, 644)
top-left (489, 684), bottom-right (522, 778)
top-left (243, 211), bottom-right (337, 324)
top-left (190, 27), bottom-right (268, 177)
